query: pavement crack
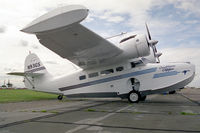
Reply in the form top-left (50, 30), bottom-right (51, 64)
top-left (0, 102), bottom-right (110, 129)
top-left (32, 120), bottom-right (200, 133)
top-left (178, 93), bottom-right (200, 106)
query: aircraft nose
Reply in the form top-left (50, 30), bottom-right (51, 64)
top-left (191, 63), bottom-right (195, 74)
top-left (185, 62), bottom-right (195, 75)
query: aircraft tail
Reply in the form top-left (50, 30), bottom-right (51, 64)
top-left (24, 53), bottom-right (48, 75)
top-left (8, 53), bottom-right (51, 90)
top-left (23, 53), bottom-right (51, 89)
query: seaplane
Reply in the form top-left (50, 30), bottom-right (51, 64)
top-left (8, 5), bottom-right (195, 103)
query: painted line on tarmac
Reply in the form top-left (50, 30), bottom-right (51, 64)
top-left (64, 105), bottom-right (131, 133)
top-left (35, 119), bottom-right (200, 133)
top-left (0, 101), bottom-right (110, 129)
top-left (178, 93), bottom-right (200, 106)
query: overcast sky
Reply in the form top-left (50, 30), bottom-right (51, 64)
top-left (0, 0), bottom-right (199, 87)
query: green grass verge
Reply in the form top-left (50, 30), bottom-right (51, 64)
top-left (0, 89), bottom-right (58, 103)
top-left (180, 112), bottom-right (198, 115)
top-left (86, 108), bottom-right (96, 112)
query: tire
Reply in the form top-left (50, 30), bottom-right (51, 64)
top-left (128, 91), bottom-right (140, 103)
top-left (140, 95), bottom-right (146, 101)
top-left (57, 95), bottom-right (63, 100)
top-left (169, 90), bottom-right (176, 94)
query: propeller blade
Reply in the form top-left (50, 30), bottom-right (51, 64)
top-left (145, 23), bottom-right (151, 40)
top-left (156, 52), bottom-right (162, 57)
top-left (149, 40), bottom-right (158, 45)
top-left (145, 23), bottom-right (161, 63)
top-left (156, 52), bottom-right (162, 63)
top-left (152, 46), bottom-right (157, 57)
top-left (157, 57), bottom-right (160, 63)
top-left (154, 46), bottom-right (157, 53)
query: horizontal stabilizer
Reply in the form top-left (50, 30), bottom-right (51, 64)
top-left (7, 72), bottom-right (43, 77)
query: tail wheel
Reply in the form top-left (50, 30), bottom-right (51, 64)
top-left (57, 95), bottom-right (63, 100)
top-left (128, 91), bottom-right (141, 103)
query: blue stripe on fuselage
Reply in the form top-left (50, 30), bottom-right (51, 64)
top-left (153, 71), bottom-right (179, 78)
top-left (59, 67), bottom-right (157, 91)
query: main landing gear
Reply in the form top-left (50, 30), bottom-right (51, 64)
top-left (169, 90), bottom-right (176, 94)
top-left (57, 95), bottom-right (63, 100)
top-left (128, 91), bottom-right (146, 103)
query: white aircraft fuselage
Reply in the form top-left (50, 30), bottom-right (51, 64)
top-left (9, 5), bottom-right (195, 103)
top-left (25, 55), bottom-right (195, 99)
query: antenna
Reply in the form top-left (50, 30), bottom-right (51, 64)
top-left (105, 32), bottom-right (127, 39)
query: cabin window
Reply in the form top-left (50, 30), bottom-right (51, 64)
top-left (88, 72), bottom-right (99, 78)
top-left (131, 62), bottom-right (136, 68)
top-left (116, 66), bottom-right (124, 72)
top-left (78, 61), bottom-right (86, 66)
top-left (100, 69), bottom-right (114, 75)
top-left (79, 75), bottom-right (86, 80)
top-left (131, 60), bottom-right (143, 68)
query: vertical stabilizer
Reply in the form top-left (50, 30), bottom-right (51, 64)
top-left (24, 53), bottom-right (50, 90)
top-left (24, 53), bottom-right (48, 75)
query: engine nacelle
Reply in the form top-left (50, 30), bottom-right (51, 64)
top-left (119, 34), bottom-right (150, 59)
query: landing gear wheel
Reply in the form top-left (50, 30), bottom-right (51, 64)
top-left (169, 90), bottom-right (176, 94)
top-left (140, 95), bottom-right (147, 101)
top-left (128, 91), bottom-right (140, 103)
top-left (57, 95), bottom-right (63, 100)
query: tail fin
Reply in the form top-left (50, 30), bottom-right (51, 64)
top-left (24, 53), bottom-right (48, 75)
top-left (8, 53), bottom-right (51, 90)
top-left (24, 53), bottom-right (51, 89)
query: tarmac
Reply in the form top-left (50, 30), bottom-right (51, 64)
top-left (0, 88), bottom-right (200, 133)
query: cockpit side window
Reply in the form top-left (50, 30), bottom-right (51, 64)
top-left (131, 60), bottom-right (143, 68)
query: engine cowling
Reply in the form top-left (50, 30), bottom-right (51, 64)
top-left (119, 34), bottom-right (150, 59)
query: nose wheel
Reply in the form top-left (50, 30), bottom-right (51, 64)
top-left (57, 95), bottom-right (63, 100)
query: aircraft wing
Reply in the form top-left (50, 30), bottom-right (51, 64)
top-left (21, 5), bottom-right (123, 69)
top-left (36, 24), bottom-right (123, 69)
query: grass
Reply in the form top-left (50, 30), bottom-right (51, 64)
top-left (40, 110), bottom-right (47, 113)
top-left (180, 112), bottom-right (198, 115)
top-left (50, 111), bottom-right (59, 114)
top-left (0, 89), bottom-right (58, 103)
top-left (168, 112), bottom-right (172, 115)
top-left (86, 108), bottom-right (96, 112)
top-left (132, 111), bottom-right (142, 114)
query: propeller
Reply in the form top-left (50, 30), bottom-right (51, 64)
top-left (145, 23), bottom-right (161, 63)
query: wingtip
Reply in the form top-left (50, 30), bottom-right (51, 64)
top-left (20, 27), bottom-right (28, 33)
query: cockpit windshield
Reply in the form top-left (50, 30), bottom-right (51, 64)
top-left (120, 35), bottom-right (137, 43)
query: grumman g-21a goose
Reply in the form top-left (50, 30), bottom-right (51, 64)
top-left (9, 5), bottom-right (195, 103)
